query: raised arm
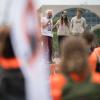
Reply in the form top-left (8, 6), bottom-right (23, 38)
top-left (53, 19), bottom-right (60, 29)
top-left (41, 17), bottom-right (51, 29)
top-left (70, 18), bottom-right (73, 31)
top-left (83, 18), bottom-right (87, 31)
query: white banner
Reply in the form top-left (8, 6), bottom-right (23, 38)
top-left (10, 0), bottom-right (50, 100)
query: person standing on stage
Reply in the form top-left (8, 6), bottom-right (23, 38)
top-left (70, 8), bottom-right (87, 36)
top-left (54, 11), bottom-right (70, 56)
top-left (41, 9), bottom-right (53, 63)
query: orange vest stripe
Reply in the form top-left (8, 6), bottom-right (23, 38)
top-left (0, 58), bottom-right (20, 69)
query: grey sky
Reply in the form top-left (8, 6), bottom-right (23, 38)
top-left (0, 0), bottom-right (100, 24)
top-left (37, 0), bottom-right (100, 8)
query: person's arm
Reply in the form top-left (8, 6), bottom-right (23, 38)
top-left (83, 18), bottom-right (87, 32)
top-left (68, 20), bottom-right (70, 28)
top-left (70, 18), bottom-right (73, 32)
top-left (41, 18), bottom-right (50, 29)
top-left (53, 19), bottom-right (60, 29)
top-left (68, 20), bottom-right (71, 34)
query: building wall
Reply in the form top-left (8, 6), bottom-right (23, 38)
top-left (39, 5), bottom-right (100, 17)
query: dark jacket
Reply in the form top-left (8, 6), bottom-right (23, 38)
top-left (62, 77), bottom-right (100, 100)
top-left (0, 68), bottom-right (25, 100)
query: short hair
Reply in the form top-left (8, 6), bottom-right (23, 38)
top-left (61, 36), bottom-right (89, 76)
top-left (77, 8), bottom-right (83, 14)
top-left (45, 9), bottom-right (53, 14)
top-left (82, 33), bottom-right (95, 45)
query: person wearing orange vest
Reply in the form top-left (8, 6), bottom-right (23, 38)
top-left (50, 73), bottom-right (66, 100)
top-left (89, 47), bottom-right (100, 83)
top-left (0, 25), bottom-right (25, 100)
top-left (61, 36), bottom-right (100, 100)
top-left (82, 33), bottom-right (100, 83)
top-left (50, 36), bottom-right (91, 100)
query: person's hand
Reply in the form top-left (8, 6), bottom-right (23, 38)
top-left (47, 20), bottom-right (51, 25)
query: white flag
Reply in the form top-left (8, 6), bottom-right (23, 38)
top-left (10, 0), bottom-right (51, 100)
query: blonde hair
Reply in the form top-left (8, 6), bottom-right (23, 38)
top-left (45, 9), bottom-right (53, 15)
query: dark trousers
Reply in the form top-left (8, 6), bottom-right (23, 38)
top-left (42, 36), bottom-right (52, 62)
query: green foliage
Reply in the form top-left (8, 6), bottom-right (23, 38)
top-left (52, 17), bottom-right (59, 57)
top-left (52, 17), bottom-right (59, 32)
top-left (93, 28), bottom-right (100, 46)
top-left (52, 32), bottom-right (59, 57)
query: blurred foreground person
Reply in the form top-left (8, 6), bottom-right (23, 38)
top-left (50, 37), bottom-right (89, 100)
top-left (10, 0), bottom-right (50, 100)
top-left (61, 37), bottom-right (100, 100)
top-left (82, 33), bottom-right (95, 53)
top-left (90, 46), bottom-right (100, 83)
top-left (83, 33), bottom-right (100, 83)
top-left (82, 33), bottom-right (95, 72)
top-left (88, 44), bottom-right (100, 83)
top-left (50, 36), bottom-right (100, 100)
top-left (0, 26), bottom-right (25, 100)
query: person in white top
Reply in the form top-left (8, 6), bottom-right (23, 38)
top-left (41, 9), bottom-right (53, 62)
top-left (55, 11), bottom-right (70, 56)
top-left (70, 8), bottom-right (87, 35)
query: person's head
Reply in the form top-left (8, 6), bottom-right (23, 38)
top-left (82, 33), bottom-right (95, 46)
top-left (76, 8), bottom-right (83, 18)
top-left (61, 36), bottom-right (89, 77)
top-left (46, 9), bottom-right (53, 19)
top-left (82, 33), bottom-right (95, 52)
top-left (61, 11), bottom-right (67, 17)
top-left (60, 11), bottom-right (69, 26)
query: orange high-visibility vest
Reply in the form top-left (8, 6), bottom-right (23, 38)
top-left (50, 72), bottom-right (87, 100)
top-left (0, 57), bottom-right (20, 69)
top-left (50, 74), bottom-right (67, 100)
top-left (88, 47), bottom-right (100, 83)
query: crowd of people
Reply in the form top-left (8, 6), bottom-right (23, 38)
top-left (0, 7), bottom-right (100, 100)
top-left (50, 34), bottom-right (100, 100)
top-left (41, 8), bottom-right (100, 100)
top-left (41, 8), bottom-right (87, 61)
